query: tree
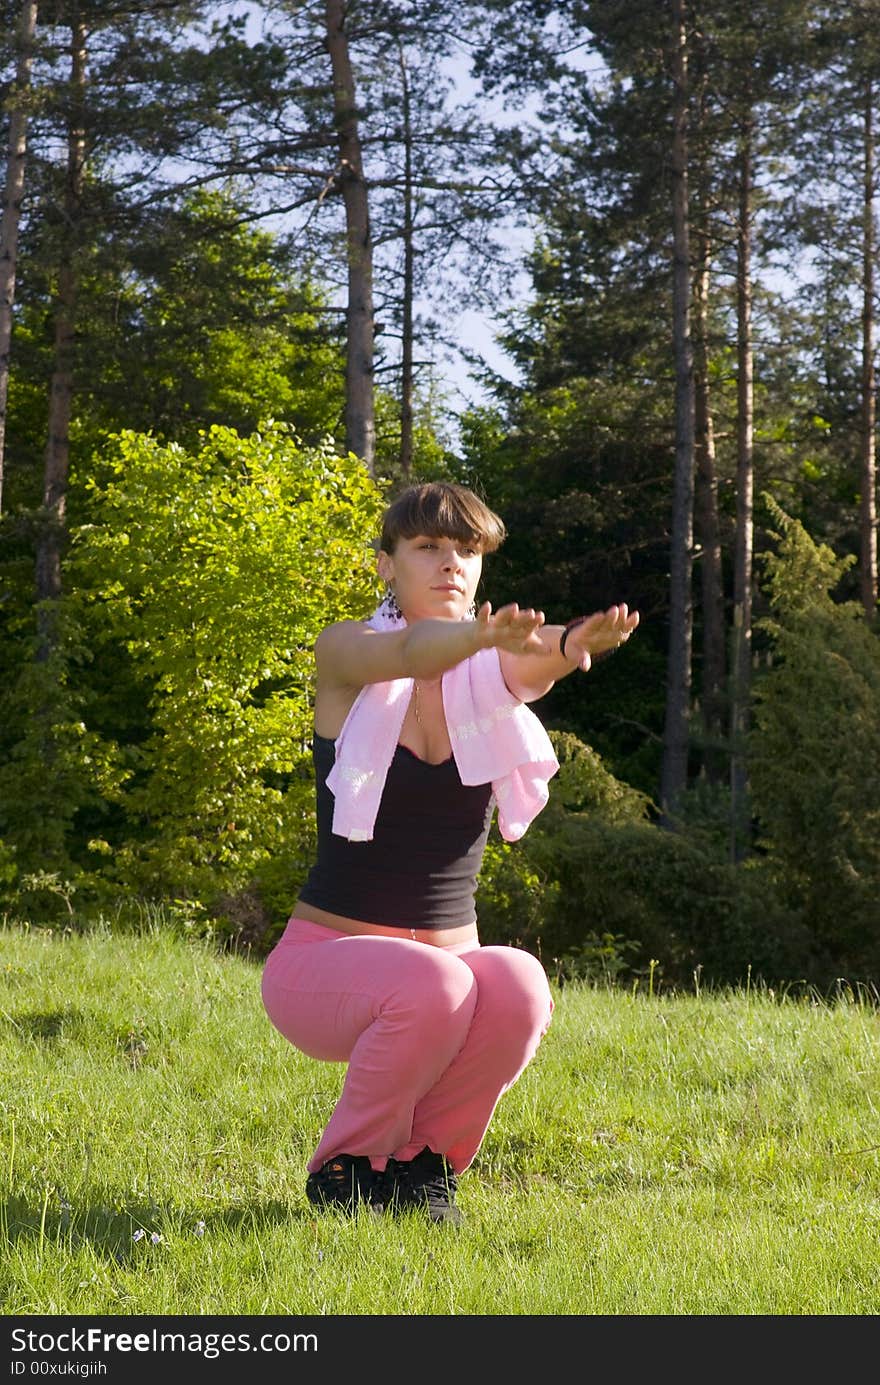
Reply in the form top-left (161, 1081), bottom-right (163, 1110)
top-left (859, 68), bottom-right (877, 618)
top-left (94, 188), bottom-right (346, 450)
top-left (364, 12), bottom-right (518, 478)
top-left (466, 0), bottom-right (697, 800)
top-left (0, 183), bottom-right (348, 891)
top-left (470, 0), bottom-right (844, 828)
top-left (750, 497), bottom-right (880, 976)
top-left (696, 0), bottom-right (819, 855)
top-left (41, 423), bottom-right (384, 914)
top-left (7, 0), bottom-right (281, 589)
top-left (0, 0), bottom-right (286, 867)
top-left (775, 1), bottom-right (878, 606)
top-left (323, 0), bottom-right (375, 470)
top-left (660, 0), bottom-right (697, 821)
top-left (0, 0), bottom-right (37, 515)
top-left (691, 27), bottom-right (727, 782)
top-left (236, 1), bottom-right (520, 478)
top-left (35, 5), bottom-right (84, 614)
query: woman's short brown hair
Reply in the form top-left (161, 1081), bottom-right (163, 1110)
top-left (379, 482), bottom-right (506, 555)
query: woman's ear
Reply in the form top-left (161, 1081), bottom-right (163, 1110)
top-left (376, 550), bottom-right (394, 583)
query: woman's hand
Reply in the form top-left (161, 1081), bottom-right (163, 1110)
top-left (475, 601), bottom-right (551, 657)
top-left (562, 604), bottom-right (640, 668)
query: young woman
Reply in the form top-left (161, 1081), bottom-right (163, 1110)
top-left (261, 482), bottom-right (639, 1223)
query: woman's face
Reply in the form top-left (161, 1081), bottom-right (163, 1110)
top-left (377, 533), bottom-right (483, 622)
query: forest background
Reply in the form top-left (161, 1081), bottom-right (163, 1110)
top-left (1, 0), bottom-right (879, 993)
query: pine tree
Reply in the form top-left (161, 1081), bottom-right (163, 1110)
top-left (750, 497), bottom-right (880, 974)
top-left (0, 0), bottom-right (37, 514)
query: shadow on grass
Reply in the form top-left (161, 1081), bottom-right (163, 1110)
top-left (9, 1007), bottom-right (91, 1041)
top-left (7, 1006), bottom-right (175, 1066)
top-left (0, 1194), bottom-right (321, 1265)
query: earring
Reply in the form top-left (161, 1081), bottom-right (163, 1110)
top-left (466, 600), bottom-right (477, 620)
top-left (383, 584), bottom-right (403, 620)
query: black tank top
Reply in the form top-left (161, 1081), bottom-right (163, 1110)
top-left (297, 734), bottom-right (495, 929)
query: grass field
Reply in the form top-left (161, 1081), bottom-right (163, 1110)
top-left (2, 918), bottom-right (879, 1316)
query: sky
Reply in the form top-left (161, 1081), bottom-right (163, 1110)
top-left (420, 238), bottom-right (532, 418)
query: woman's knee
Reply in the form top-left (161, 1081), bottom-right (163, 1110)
top-left (465, 946), bottom-right (554, 1035)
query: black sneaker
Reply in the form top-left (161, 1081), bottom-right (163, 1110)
top-left (305, 1154), bottom-right (379, 1214)
top-left (383, 1146), bottom-right (461, 1225)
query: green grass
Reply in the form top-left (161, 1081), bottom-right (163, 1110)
top-left (2, 918), bottom-right (879, 1315)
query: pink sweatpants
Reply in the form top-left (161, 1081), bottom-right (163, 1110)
top-left (261, 917), bottom-right (554, 1174)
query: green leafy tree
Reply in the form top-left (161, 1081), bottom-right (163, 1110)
top-left (749, 498), bottom-right (880, 977)
top-left (57, 423), bottom-right (384, 923)
top-left (4, 187), bottom-right (346, 504)
top-left (99, 189), bottom-right (345, 452)
top-left (0, 1), bottom-right (291, 910)
top-left (0, 189), bottom-right (349, 907)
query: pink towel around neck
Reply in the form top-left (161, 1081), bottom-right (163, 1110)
top-left (324, 599), bottom-right (559, 842)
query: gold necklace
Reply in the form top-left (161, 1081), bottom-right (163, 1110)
top-left (413, 679), bottom-right (439, 727)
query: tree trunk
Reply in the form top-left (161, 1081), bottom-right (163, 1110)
top-left (660, 0), bottom-right (696, 823)
top-left (324, 0), bottom-right (375, 474)
top-left (692, 61), bottom-right (726, 782)
top-left (729, 106), bottom-right (754, 859)
top-left (860, 77), bottom-right (877, 619)
top-left (0, 0), bottom-right (38, 516)
top-left (398, 39), bottom-right (414, 479)
top-left (694, 240), bottom-right (726, 781)
top-left (35, 18), bottom-right (85, 626)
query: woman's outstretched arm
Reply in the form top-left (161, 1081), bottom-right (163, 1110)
top-left (315, 602), bottom-right (552, 690)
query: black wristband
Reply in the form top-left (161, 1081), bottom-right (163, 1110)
top-left (559, 617), bottom-right (588, 660)
top-left (559, 616), bottom-right (614, 665)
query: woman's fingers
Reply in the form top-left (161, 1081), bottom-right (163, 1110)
top-left (562, 605), bottom-right (640, 660)
top-left (598, 605), bottom-right (640, 648)
top-left (486, 603), bottom-right (548, 651)
top-left (495, 602), bottom-right (536, 630)
top-left (599, 603), bottom-right (639, 637)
